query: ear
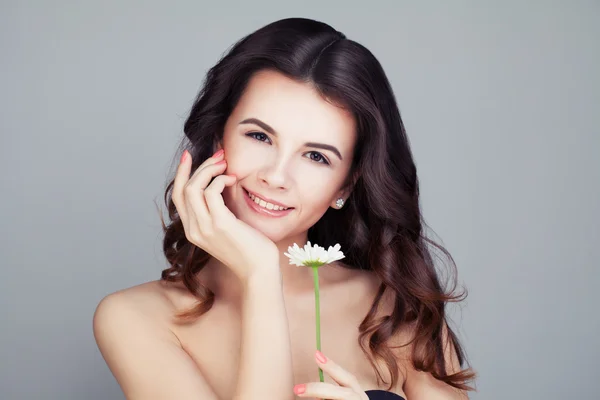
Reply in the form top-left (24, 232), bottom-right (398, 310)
top-left (330, 171), bottom-right (360, 210)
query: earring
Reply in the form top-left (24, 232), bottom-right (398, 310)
top-left (335, 198), bottom-right (345, 209)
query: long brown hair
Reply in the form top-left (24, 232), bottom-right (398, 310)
top-left (158, 17), bottom-right (476, 391)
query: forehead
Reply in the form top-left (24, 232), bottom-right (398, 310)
top-left (229, 69), bottom-right (356, 150)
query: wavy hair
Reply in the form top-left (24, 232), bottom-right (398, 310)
top-left (158, 17), bottom-right (476, 392)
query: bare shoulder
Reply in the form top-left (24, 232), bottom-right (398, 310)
top-left (92, 280), bottom-right (218, 400)
top-left (92, 280), bottom-right (180, 353)
top-left (94, 279), bottom-right (194, 321)
top-left (360, 278), bottom-right (470, 399)
top-left (394, 319), bottom-right (469, 400)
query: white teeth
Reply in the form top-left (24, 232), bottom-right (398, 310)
top-left (247, 191), bottom-right (289, 211)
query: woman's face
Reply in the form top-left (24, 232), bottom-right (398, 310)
top-left (220, 69), bottom-right (357, 244)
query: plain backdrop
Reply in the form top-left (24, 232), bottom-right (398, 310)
top-left (1, 1), bottom-right (598, 399)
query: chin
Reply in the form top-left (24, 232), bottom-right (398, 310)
top-left (243, 218), bottom-right (288, 243)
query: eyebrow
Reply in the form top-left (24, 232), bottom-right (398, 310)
top-left (239, 117), bottom-right (344, 161)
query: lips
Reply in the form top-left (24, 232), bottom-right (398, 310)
top-left (241, 188), bottom-right (295, 218)
top-left (243, 188), bottom-right (294, 210)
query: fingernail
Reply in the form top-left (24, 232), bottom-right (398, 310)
top-left (215, 159), bottom-right (226, 165)
top-left (212, 149), bottom-right (224, 158)
top-left (293, 384), bottom-right (306, 395)
top-left (180, 150), bottom-right (188, 163)
top-left (315, 350), bottom-right (327, 363)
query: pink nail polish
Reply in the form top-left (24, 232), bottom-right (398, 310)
top-left (180, 150), bottom-right (188, 163)
top-left (315, 350), bottom-right (327, 363)
top-left (293, 384), bottom-right (306, 395)
top-left (212, 149), bottom-right (224, 158)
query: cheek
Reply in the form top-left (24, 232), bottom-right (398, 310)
top-left (223, 140), bottom-right (257, 175)
top-left (297, 170), bottom-right (341, 206)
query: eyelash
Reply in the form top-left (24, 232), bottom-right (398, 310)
top-left (245, 131), bottom-right (331, 166)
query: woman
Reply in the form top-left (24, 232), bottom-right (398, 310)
top-left (93, 17), bottom-right (476, 400)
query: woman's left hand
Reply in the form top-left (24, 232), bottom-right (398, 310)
top-left (293, 351), bottom-right (370, 399)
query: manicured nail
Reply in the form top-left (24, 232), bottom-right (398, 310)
top-left (212, 149), bottom-right (224, 158)
top-left (293, 384), bottom-right (306, 395)
top-left (180, 150), bottom-right (188, 163)
top-left (315, 350), bottom-right (327, 363)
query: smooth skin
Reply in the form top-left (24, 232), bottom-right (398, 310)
top-left (93, 70), bottom-right (467, 400)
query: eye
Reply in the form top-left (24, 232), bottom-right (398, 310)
top-left (246, 131), bottom-right (271, 144)
top-left (305, 151), bottom-right (330, 165)
top-left (246, 131), bottom-right (330, 166)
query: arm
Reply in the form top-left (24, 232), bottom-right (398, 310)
top-left (233, 269), bottom-right (295, 400)
top-left (93, 151), bottom-right (296, 399)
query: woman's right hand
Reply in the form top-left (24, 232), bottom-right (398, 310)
top-left (172, 148), bottom-right (280, 281)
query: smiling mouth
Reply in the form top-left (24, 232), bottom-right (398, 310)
top-left (243, 189), bottom-right (293, 211)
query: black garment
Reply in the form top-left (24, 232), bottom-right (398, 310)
top-left (365, 389), bottom-right (406, 399)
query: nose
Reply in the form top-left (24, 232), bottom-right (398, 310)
top-left (257, 154), bottom-right (291, 190)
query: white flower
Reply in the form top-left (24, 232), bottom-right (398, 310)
top-left (284, 241), bottom-right (345, 268)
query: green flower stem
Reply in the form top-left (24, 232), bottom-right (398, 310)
top-left (312, 266), bottom-right (324, 383)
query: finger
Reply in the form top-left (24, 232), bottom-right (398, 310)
top-left (204, 174), bottom-right (237, 222)
top-left (185, 159), bottom-right (228, 223)
top-left (172, 149), bottom-right (223, 236)
top-left (184, 195), bottom-right (203, 244)
top-left (172, 150), bottom-right (194, 230)
top-left (187, 149), bottom-right (225, 186)
top-left (315, 351), bottom-right (362, 392)
top-left (295, 382), bottom-right (358, 399)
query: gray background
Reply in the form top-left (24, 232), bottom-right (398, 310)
top-left (1, 1), bottom-right (598, 399)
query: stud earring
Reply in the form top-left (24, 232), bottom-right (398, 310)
top-left (335, 198), bottom-right (345, 209)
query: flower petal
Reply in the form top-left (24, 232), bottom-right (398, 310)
top-left (283, 241), bottom-right (345, 267)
